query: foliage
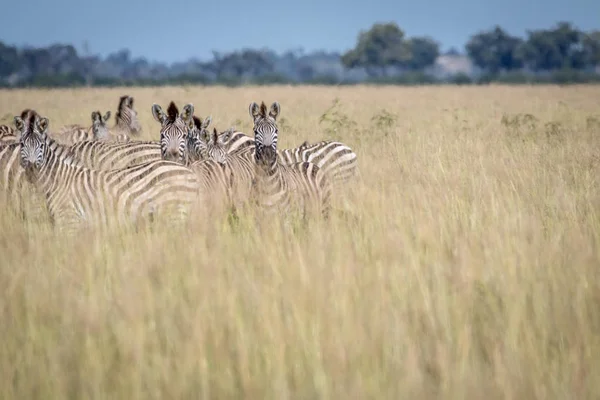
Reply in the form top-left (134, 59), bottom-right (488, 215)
top-left (0, 21), bottom-right (599, 87)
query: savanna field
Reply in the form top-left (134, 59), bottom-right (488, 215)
top-left (1, 84), bottom-right (600, 398)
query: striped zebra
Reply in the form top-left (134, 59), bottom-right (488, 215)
top-left (50, 95), bottom-right (141, 145)
top-left (16, 113), bottom-right (202, 233)
top-left (115, 95), bottom-right (142, 137)
top-left (186, 115), bottom-right (211, 162)
top-left (2, 109), bottom-right (158, 172)
top-left (50, 110), bottom-right (131, 145)
top-left (0, 125), bottom-right (17, 145)
top-left (276, 139), bottom-right (358, 186)
top-left (249, 101), bottom-right (331, 219)
top-left (90, 110), bottom-right (131, 142)
top-left (200, 127), bottom-right (255, 210)
top-left (152, 103), bottom-right (234, 215)
top-left (152, 101), bottom-right (195, 164)
top-left (0, 110), bottom-right (79, 222)
top-left (197, 124), bottom-right (357, 186)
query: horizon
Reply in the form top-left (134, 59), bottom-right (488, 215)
top-left (2, 0), bottom-right (599, 64)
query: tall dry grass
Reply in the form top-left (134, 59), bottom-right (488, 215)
top-left (1, 84), bottom-right (600, 399)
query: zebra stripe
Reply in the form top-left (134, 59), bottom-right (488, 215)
top-left (0, 125), bottom-right (17, 145)
top-left (50, 110), bottom-right (131, 145)
top-left (67, 139), bottom-right (162, 170)
top-left (20, 109), bottom-right (162, 171)
top-left (277, 140), bottom-right (358, 185)
top-left (201, 125), bottom-right (357, 186)
top-left (249, 101), bottom-right (331, 218)
top-left (186, 115), bottom-right (212, 163)
top-left (152, 101), bottom-right (194, 164)
top-left (201, 127), bottom-right (255, 209)
top-left (115, 95), bottom-right (142, 137)
top-left (91, 110), bottom-right (131, 143)
top-left (16, 114), bottom-right (202, 233)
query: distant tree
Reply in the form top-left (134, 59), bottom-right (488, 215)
top-left (406, 37), bottom-right (440, 69)
top-left (341, 22), bottom-right (411, 76)
top-left (581, 30), bottom-right (600, 68)
top-left (517, 22), bottom-right (586, 70)
top-left (465, 26), bottom-right (524, 72)
top-left (214, 49), bottom-right (273, 79)
top-left (0, 42), bottom-right (20, 78)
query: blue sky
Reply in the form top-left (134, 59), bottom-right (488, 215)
top-left (1, 0), bottom-right (598, 64)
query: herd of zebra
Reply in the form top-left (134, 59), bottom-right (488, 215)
top-left (0, 95), bottom-right (358, 233)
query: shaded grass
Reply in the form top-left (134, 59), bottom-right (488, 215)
top-left (1, 84), bottom-right (600, 399)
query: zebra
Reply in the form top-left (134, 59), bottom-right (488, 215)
top-left (90, 110), bottom-right (131, 142)
top-left (186, 115), bottom-right (212, 163)
top-left (197, 123), bottom-right (358, 187)
top-left (16, 113), bottom-right (203, 233)
top-left (49, 110), bottom-right (131, 145)
top-left (0, 125), bottom-right (17, 145)
top-left (50, 95), bottom-right (141, 145)
top-left (11, 109), bottom-right (162, 171)
top-left (152, 101), bottom-right (195, 164)
top-left (276, 139), bottom-right (358, 186)
top-left (0, 109), bottom-right (79, 222)
top-left (115, 95), bottom-right (142, 137)
top-left (199, 126), bottom-right (256, 211)
top-left (249, 101), bottom-right (331, 219)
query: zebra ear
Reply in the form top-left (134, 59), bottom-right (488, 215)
top-left (152, 104), bottom-right (167, 124)
top-left (181, 104), bottom-right (194, 121)
top-left (13, 116), bottom-right (24, 132)
top-left (127, 96), bottom-right (134, 108)
top-left (201, 116), bottom-right (212, 130)
top-left (103, 111), bottom-right (111, 123)
top-left (249, 102), bottom-right (260, 120)
top-left (91, 111), bottom-right (99, 122)
top-left (269, 102), bottom-right (280, 120)
top-left (37, 117), bottom-right (49, 133)
top-left (220, 127), bottom-right (234, 144)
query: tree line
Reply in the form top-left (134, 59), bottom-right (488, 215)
top-left (1, 21), bottom-right (599, 88)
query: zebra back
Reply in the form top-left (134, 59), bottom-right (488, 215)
top-left (0, 125), bottom-right (17, 145)
top-left (68, 139), bottom-right (162, 170)
top-left (277, 140), bottom-right (358, 185)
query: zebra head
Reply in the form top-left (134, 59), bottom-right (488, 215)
top-left (91, 110), bottom-right (111, 141)
top-left (16, 113), bottom-right (49, 175)
top-left (152, 101), bottom-right (194, 164)
top-left (249, 101), bottom-right (280, 169)
top-left (116, 95), bottom-right (141, 136)
top-left (187, 115), bottom-right (212, 162)
top-left (204, 127), bottom-right (233, 164)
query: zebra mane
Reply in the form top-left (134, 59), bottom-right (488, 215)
top-left (259, 102), bottom-right (268, 117)
top-left (192, 116), bottom-right (202, 129)
top-left (166, 102), bottom-right (179, 122)
top-left (116, 95), bottom-right (132, 121)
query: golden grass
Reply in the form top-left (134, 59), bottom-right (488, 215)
top-left (1, 84), bottom-right (600, 399)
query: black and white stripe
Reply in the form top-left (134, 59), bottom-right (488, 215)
top-left (115, 95), bottom-right (142, 137)
top-left (16, 114), bottom-right (202, 233)
top-left (200, 127), bottom-right (255, 209)
top-left (277, 139), bottom-right (358, 185)
top-left (0, 125), bottom-right (17, 145)
top-left (249, 101), bottom-right (331, 218)
top-left (152, 101), bottom-right (194, 164)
